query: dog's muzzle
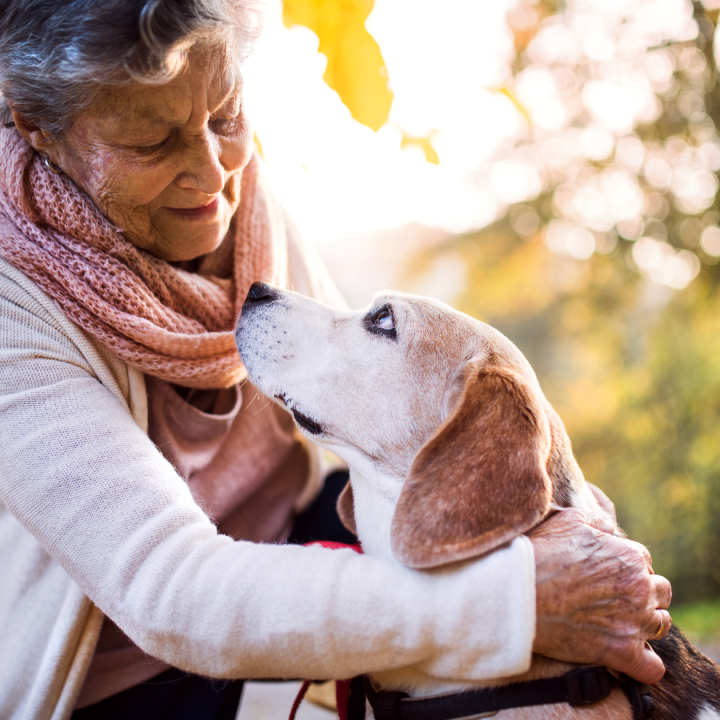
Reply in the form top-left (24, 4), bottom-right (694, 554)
top-left (243, 281), bottom-right (280, 310)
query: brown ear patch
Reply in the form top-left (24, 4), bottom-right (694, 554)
top-left (336, 480), bottom-right (358, 535)
top-left (391, 364), bottom-right (552, 569)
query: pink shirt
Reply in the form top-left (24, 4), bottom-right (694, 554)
top-left (75, 377), bottom-right (310, 709)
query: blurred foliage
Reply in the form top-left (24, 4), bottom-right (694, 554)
top-left (413, 225), bottom-right (720, 603)
top-left (282, 0), bottom-right (392, 131)
top-left (288, 0), bottom-right (720, 602)
top-left (403, 1), bottom-right (720, 603)
top-left (672, 597), bottom-right (720, 642)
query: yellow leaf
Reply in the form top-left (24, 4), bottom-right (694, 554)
top-left (283, 0), bottom-right (393, 131)
top-left (401, 132), bottom-right (439, 165)
top-left (493, 86), bottom-right (532, 127)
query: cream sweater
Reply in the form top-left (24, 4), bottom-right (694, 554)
top-left (0, 255), bottom-right (536, 720)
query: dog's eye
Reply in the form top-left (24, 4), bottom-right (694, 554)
top-left (375, 309), bottom-right (394, 331)
top-left (364, 305), bottom-right (397, 339)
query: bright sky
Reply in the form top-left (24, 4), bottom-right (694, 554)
top-left (243, 0), bottom-right (520, 243)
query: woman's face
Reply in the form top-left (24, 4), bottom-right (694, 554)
top-left (28, 47), bottom-right (252, 262)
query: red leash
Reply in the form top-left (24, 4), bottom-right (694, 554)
top-left (288, 680), bottom-right (312, 720)
top-left (288, 541), bottom-right (363, 720)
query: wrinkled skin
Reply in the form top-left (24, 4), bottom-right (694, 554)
top-left (531, 507), bottom-right (673, 685)
top-left (10, 46), bottom-right (252, 262)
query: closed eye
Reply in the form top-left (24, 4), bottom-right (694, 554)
top-left (132, 136), bottom-right (171, 155)
top-left (211, 116), bottom-right (243, 136)
top-left (363, 305), bottom-right (397, 339)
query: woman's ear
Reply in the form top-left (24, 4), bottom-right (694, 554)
top-left (391, 360), bottom-right (553, 569)
top-left (8, 107), bottom-right (57, 159)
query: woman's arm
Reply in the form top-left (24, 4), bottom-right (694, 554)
top-left (0, 278), bottom-right (536, 682)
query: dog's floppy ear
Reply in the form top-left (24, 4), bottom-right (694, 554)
top-left (391, 360), bottom-right (553, 569)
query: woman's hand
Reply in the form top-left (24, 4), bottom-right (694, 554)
top-left (530, 508), bottom-right (672, 685)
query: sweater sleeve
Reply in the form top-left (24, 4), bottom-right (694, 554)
top-left (0, 277), bottom-right (536, 683)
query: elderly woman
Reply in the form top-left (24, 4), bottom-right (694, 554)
top-left (0, 1), bottom-right (671, 719)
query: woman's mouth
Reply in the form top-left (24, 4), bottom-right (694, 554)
top-left (169, 197), bottom-right (220, 219)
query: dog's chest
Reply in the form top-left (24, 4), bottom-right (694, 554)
top-left (349, 469), bottom-right (401, 563)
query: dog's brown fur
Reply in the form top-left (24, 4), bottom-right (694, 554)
top-left (392, 363), bottom-right (553, 568)
top-left (648, 630), bottom-right (720, 719)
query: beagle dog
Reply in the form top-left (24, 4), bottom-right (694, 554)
top-left (236, 282), bottom-right (720, 720)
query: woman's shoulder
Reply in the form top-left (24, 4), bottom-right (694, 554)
top-left (0, 256), bottom-right (137, 411)
top-left (0, 256), bottom-right (90, 356)
top-left (0, 256), bottom-right (94, 352)
top-left (0, 256), bottom-right (63, 319)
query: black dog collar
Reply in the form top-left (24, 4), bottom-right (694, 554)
top-left (363, 666), bottom-right (655, 720)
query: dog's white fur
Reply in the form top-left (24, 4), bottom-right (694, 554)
top-left (237, 287), bottom-right (631, 719)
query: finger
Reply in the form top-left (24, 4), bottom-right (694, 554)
top-left (652, 575), bottom-right (672, 609)
top-left (587, 483), bottom-right (617, 523)
top-left (570, 508), bottom-right (618, 535)
top-left (527, 507), bottom-right (589, 537)
top-left (616, 644), bottom-right (666, 685)
top-left (648, 609), bottom-right (672, 642)
top-left (621, 538), bottom-right (653, 570)
top-left (581, 511), bottom-right (616, 535)
top-left (539, 507), bottom-right (587, 527)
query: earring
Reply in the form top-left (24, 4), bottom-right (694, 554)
top-left (43, 155), bottom-right (63, 175)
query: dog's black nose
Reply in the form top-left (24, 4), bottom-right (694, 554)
top-left (244, 282), bottom-right (279, 307)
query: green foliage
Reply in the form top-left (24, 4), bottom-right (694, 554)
top-left (672, 598), bottom-right (720, 641)
top-left (586, 285), bottom-right (720, 601)
top-left (398, 2), bottom-right (720, 604)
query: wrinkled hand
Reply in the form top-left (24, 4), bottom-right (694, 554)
top-left (530, 508), bottom-right (672, 685)
top-left (586, 482), bottom-right (617, 526)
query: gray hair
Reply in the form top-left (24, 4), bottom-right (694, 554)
top-left (0, 0), bottom-right (263, 135)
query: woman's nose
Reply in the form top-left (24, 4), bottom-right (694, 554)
top-left (176, 133), bottom-right (224, 194)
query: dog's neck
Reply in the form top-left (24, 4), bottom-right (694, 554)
top-left (348, 461), bottom-right (404, 564)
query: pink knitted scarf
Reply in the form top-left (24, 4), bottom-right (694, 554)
top-left (0, 126), bottom-right (288, 388)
